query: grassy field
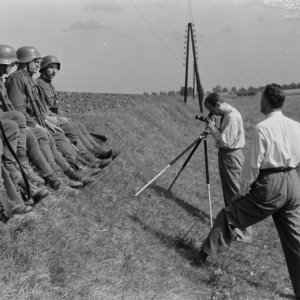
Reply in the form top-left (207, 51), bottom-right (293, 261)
top-left (0, 92), bottom-right (299, 299)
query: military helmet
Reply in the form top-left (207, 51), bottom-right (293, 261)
top-left (16, 46), bottom-right (41, 63)
top-left (0, 44), bottom-right (17, 65)
top-left (39, 55), bottom-right (61, 72)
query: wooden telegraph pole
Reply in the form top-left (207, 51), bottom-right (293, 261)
top-left (183, 23), bottom-right (191, 103)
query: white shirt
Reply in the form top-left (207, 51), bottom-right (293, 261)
top-left (211, 103), bottom-right (245, 149)
top-left (239, 111), bottom-right (300, 195)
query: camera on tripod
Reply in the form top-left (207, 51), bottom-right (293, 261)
top-left (195, 112), bottom-right (215, 123)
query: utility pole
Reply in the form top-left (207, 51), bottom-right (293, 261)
top-left (184, 23), bottom-right (191, 103)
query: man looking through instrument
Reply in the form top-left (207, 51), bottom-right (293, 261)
top-left (204, 92), bottom-right (252, 243)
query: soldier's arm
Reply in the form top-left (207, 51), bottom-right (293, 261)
top-left (5, 76), bottom-right (37, 127)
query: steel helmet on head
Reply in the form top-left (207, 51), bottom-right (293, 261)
top-left (39, 55), bottom-right (61, 72)
top-left (16, 46), bottom-right (41, 64)
top-left (0, 44), bottom-right (17, 65)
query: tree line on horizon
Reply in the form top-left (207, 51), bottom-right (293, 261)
top-left (143, 82), bottom-right (300, 97)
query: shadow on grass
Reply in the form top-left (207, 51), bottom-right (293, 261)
top-left (150, 183), bottom-right (211, 225)
top-left (128, 214), bottom-right (199, 261)
top-left (129, 214), bottom-right (295, 299)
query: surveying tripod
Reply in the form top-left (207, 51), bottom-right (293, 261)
top-left (135, 22), bottom-right (213, 227)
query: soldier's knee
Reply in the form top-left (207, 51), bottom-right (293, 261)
top-left (4, 111), bottom-right (26, 128)
top-left (0, 119), bottom-right (19, 138)
top-left (12, 112), bottom-right (26, 128)
top-left (31, 127), bottom-right (49, 143)
top-left (26, 129), bottom-right (38, 148)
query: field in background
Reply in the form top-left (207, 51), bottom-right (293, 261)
top-left (0, 92), bottom-right (300, 299)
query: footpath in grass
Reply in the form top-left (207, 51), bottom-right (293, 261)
top-left (0, 93), bottom-right (297, 299)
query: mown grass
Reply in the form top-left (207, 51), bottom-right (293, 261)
top-left (0, 92), bottom-right (299, 299)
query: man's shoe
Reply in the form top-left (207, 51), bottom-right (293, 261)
top-left (90, 168), bottom-right (102, 176)
top-left (82, 176), bottom-right (95, 186)
top-left (64, 168), bottom-right (82, 182)
top-left (79, 151), bottom-right (97, 163)
top-left (68, 180), bottom-right (83, 189)
top-left (0, 208), bottom-right (9, 224)
top-left (76, 156), bottom-right (99, 169)
top-left (44, 173), bottom-right (60, 190)
top-left (193, 251), bottom-right (208, 267)
top-left (98, 159), bottom-right (111, 169)
top-left (61, 185), bottom-right (80, 197)
top-left (94, 148), bottom-right (113, 159)
top-left (12, 205), bottom-right (33, 215)
top-left (111, 150), bottom-right (120, 160)
top-left (32, 188), bottom-right (49, 204)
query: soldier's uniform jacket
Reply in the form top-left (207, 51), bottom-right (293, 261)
top-left (36, 76), bottom-right (64, 117)
top-left (0, 78), bottom-right (14, 113)
top-left (5, 69), bottom-right (42, 127)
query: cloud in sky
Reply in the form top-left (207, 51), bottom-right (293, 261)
top-left (64, 20), bottom-right (111, 32)
top-left (83, 0), bottom-right (122, 13)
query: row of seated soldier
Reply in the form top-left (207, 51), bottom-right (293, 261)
top-left (0, 44), bottom-right (119, 223)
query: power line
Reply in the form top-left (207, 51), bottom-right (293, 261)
top-left (145, 0), bottom-right (182, 54)
top-left (130, 0), bottom-right (181, 61)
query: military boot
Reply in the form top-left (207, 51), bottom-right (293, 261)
top-left (64, 168), bottom-right (95, 186)
top-left (0, 188), bottom-right (32, 218)
top-left (61, 185), bottom-right (80, 197)
top-left (44, 173), bottom-right (61, 190)
top-left (0, 205), bottom-right (9, 224)
top-left (17, 176), bottom-right (49, 205)
top-left (94, 148), bottom-right (113, 159)
top-left (28, 184), bottom-right (49, 205)
top-left (56, 169), bottom-right (83, 189)
top-left (76, 155), bottom-right (101, 169)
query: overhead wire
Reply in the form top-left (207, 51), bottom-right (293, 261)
top-left (145, 0), bottom-right (182, 55)
top-left (129, 0), bottom-right (181, 60)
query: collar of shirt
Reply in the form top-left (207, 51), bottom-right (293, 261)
top-left (265, 110), bottom-right (283, 119)
top-left (222, 103), bottom-right (233, 115)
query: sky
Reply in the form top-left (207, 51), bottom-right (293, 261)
top-left (1, 0), bottom-right (300, 94)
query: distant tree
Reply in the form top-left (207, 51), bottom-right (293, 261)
top-left (230, 86), bottom-right (237, 93)
top-left (222, 87), bottom-right (228, 93)
top-left (143, 92), bottom-right (149, 96)
top-left (237, 87), bottom-right (247, 96)
top-left (179, 86), bottom-right (194, 97)
top-left (290, 82), bottom-right (297, 89)
top-left (212, 85), bottom-right (222, 93)
top-left (247, 86), bottom-right (256, 96)
top-left (257, 86), bottom-right (264, 92)
top-left (152, 92), bottom-right (158, 96)
top-left (159, 91), bottom-right (167, 96)
top-left (167, 91), bottom-right (176, 96)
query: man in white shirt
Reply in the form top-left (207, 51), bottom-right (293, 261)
top-left (194, 84), bottom-right (300, 299)
top-left (204, 92), bottom-right (252, 243)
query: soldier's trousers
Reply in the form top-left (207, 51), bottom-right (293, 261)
top-left (200, 169), bottom-right (300, 298)
top-left (51, 130), bottom-right (77, 162)
top-left (0, 119), bottom-right (19, 164)
top-left (0, 139), bottom-right (27, 217)
top-left (30, 126), bottom-right (71, 173)
top-left (61, 121), bottom-right (98, 153)
top-left (0, 111), bottom-right (27, 158)
top-left (26, 128), bottom-right (53, 177)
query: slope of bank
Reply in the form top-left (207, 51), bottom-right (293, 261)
top-left (0, 93), bottom-right (296, 299)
